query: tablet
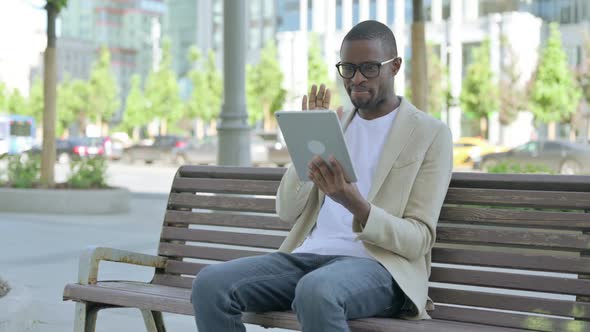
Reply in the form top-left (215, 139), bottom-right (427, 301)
top-left (275, 110), bottom-right (357, 183)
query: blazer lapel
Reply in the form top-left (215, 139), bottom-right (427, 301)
top-left (367, 98), bottom-right (418, 201)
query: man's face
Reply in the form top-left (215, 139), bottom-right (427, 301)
top-left (339, 39), bottom-right (400, 110)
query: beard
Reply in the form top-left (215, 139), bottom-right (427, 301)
top-left (348, 89), bottom-right (379, 109)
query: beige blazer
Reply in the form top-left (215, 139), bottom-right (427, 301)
top-left (275, 97), bottom-right (453, 320)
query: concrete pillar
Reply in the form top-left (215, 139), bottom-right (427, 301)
top-left (448, 0), bottom-right (463, 139)
top-left (299, 0), bottom-right (309, 90)
top-left (464, 0), bottom-right (479, 22)
top-left (217, 0), bottom-right (251, 166)
top-left (376, 0), bottom-right (387, 24)
top-left (431, 0), bottom-right (442, 23)
top-left (312, 0), bottom-right (325, 33)
top-left (394, 0), bottom-right (406, 96)
top-left (488, 14), bottom-right (502, 144)
top-left (342, 0), bottom-right (353, 31)
top-left (325, 0), bottom-right (337, 80)
top-left (359, 0), bottom-right (370, 22)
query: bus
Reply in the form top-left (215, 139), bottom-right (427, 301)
top-left (0, 115), bottom-right (36, 156)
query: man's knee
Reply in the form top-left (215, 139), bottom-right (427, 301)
top-left (191, 264), bottom-right (228, 306)
top-left (292, 274), bottom-right (339, 313)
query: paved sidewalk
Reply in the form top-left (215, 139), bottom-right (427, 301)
top-left (0, 194), bottom-right (290, 332)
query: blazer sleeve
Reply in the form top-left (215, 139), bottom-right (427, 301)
top-left (354, 125), bottom-right (453, 261)
top-left (276, 164), bottom-right (315, 224)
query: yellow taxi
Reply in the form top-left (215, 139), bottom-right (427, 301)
top-left (453, 137), bottom-right (508, 169)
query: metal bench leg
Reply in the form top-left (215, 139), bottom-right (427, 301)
top-left (141, 309), bottom-right (167, 332)
top-left (74, 303), bottom-right (100, 332)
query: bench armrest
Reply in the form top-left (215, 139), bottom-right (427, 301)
top-left (78, 246), bottom-right (167, 285)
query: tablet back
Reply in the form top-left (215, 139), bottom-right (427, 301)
top-left (275, 110), bottom-right (357, 182)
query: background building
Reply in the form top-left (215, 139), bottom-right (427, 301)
top-left (55, 0), bottom-right (167, 120)
top-left (275, 0), bottom-right (589, 145)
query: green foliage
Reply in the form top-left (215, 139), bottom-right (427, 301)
top-left (0, 82), bottom-right (8, 112)
top-left (499, 37), bottom-right (526, 125)
top-left (58, 77), bottom-right (90, 136)
top-left (246, 41), bottom-right (286, 125)
top-left (7, 155), bottom-right (41, 188)
top-left (7, 89), bottom-right (28, 115)
top-left (487, 161), bottom-right (554, 174)
top-left (88, 48), bottom-right (119, 126)
top-left (308, 33), bottom-right (329, 88)
top-left (529, 23), bottom-right (582, 123)
top-left (460, 40), bottom-right (498, 133)
top-left (28, 78), bottom-right (44, 124)
top-left (426, 45), bottom-right (450, 119)
top-left (186, 47), bottom-right (222, 125)
top-left (145, 39), bottom-right (183, 132)
top-left (67, 157), bottom-right (108, 189)
top-left (119, 75), bottom-right (148, 133)
top-left (46, 0), bottom-right (68, 11)
top-left (576, 36), bottom-right (590, 104)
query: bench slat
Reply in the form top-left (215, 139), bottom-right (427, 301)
top-left (164, 210), bottom-right (291, 230)
top-left (160, 227), bottom-right (285, 249)
top-left (168, 193), bottom-right (276, 213)
top-left (171, 177), bottom-right (280, 195)
top-left (432, 248), bottom-right (590, 274)
top-left (152, 274), bottom-right (194, 289)
top-left (158, 243), bottom-right (265, 261)
top-left (242, 311), bottom-right (528, 332)
top-left (430, 288), bottom-right (590, 319)
top-left (430, 266), bottom-right (590, 297)
top-left (165, 261), bottom-right (208, 276)
top-left (431, 305), bottom-right (589, 332)
top-left (440, 206), bottom-right (590, 230)
top-left (436, 227), bottom-right (590, 251)
top-left (444, 188), bottom-right (590, 209)
top-left (178, 165), bottom-right (285, 181)
top-left (450, 172), bottom-right (590, 192)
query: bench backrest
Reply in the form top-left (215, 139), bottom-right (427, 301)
top-left (155, 165), bottom-right (590, 332)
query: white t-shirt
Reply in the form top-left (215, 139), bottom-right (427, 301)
top-left (292, 108), bottom-right (398, 258)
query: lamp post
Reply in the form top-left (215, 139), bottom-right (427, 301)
top-left (217, 0), bottom-right (251, 166)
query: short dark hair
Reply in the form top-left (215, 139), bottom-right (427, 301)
top-left (342, 20), bottom-right (398, 57)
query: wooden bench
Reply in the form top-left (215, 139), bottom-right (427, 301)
top-left (63, 165), bottom-right (590, 331)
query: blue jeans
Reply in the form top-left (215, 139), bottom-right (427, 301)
top-left (191, 252), bottom-right (404, 332)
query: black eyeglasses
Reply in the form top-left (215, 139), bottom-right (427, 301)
top-left (335, 58), bottom-right (397, 79)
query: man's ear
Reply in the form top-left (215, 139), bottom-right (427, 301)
top-left (392, 57), bottom-right (402, 76)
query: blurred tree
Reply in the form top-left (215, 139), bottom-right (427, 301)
top-left (411, 0), bottom-right (427, 111)
top-left (578, 37), bottom-right (590, 103)
top-left (145, 39), bottom-right (182, 135)
top-left (42, 0), bottom-right (68, 186)
top-left (186, 47), bottom-right (222, 136)
top-left (0, 82), bottom-right (8, 112)
top-left (119, 75), bottom-right (148, 140)
top-left (308, 33), bottom-right (329, 88)
top-left (28, 78), bottom-right (44, 124)
top-left (88, 48), bottom-right (119, 135)
top-left (460, 40), bottom-right (498, 139)
top-left (425, 45), bottom-right (449, 120)
top-left (246, 41), bottom-right (286, 131)
top-left (58, 77), bottom-right (90, 137)
top-left (307, 33), bottom-right (341, 109)
top-left (529, 23), bottom-right (581, 139)
top-left (499, 38), bottom-right (526, 128)
top-left (7, 90), bottom-right (27, 116)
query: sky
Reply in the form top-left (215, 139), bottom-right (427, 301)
top-left (0, 0), bottom-right (47, 95)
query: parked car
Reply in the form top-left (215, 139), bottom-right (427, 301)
top-left (25, 137), bottom-right (106, 163)
top-left (476, 140), bottom-right (590, 175)
top-left (171, 135), bottom-right (283, 166)
top-left (122, 135), bottom-right (188, 164)
top-left (453, 137), bottom-right (507, 169)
